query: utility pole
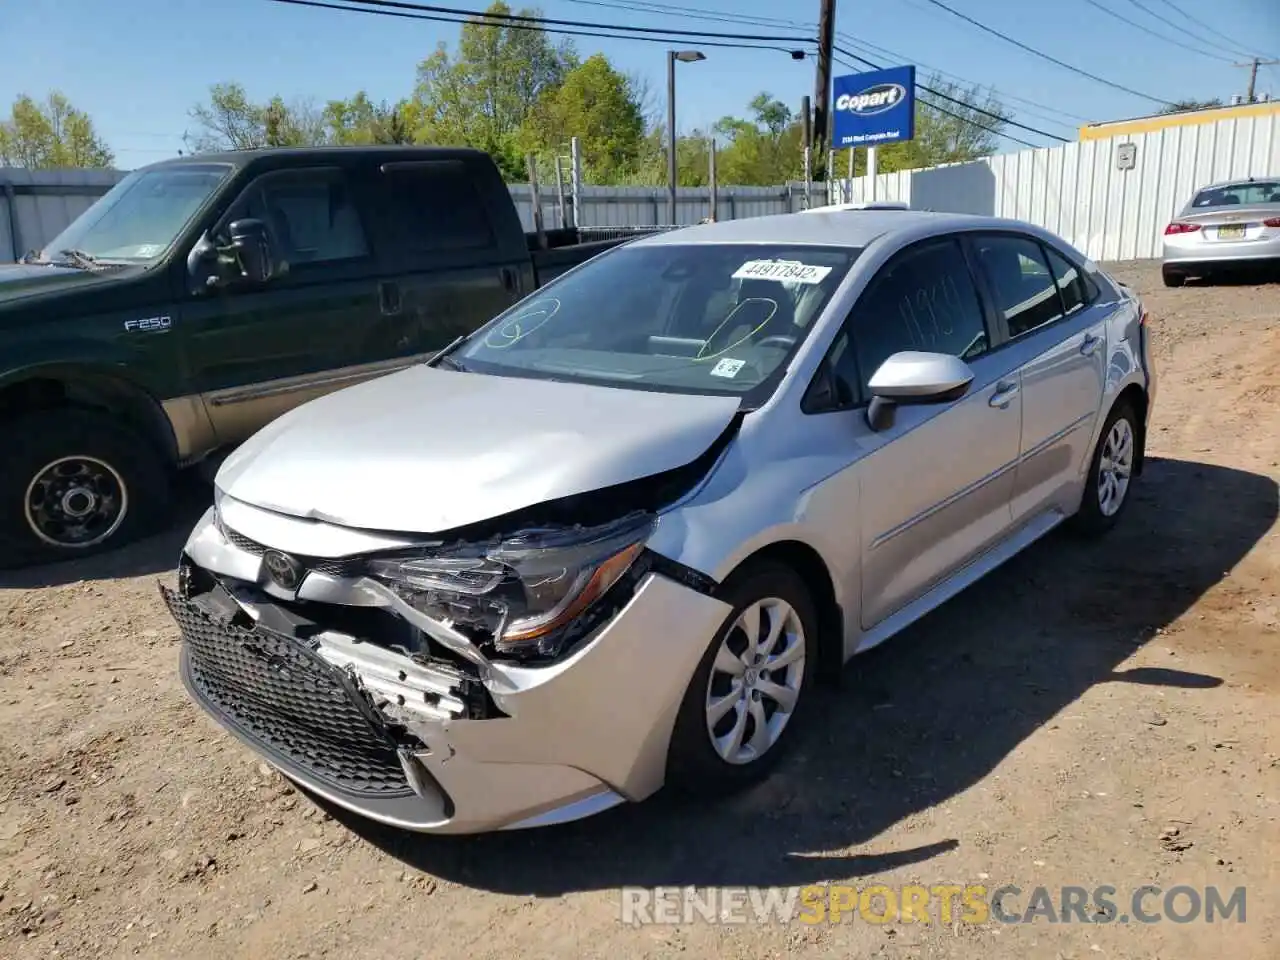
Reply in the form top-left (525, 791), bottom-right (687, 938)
top-left (1234, 57), bottom-right (1280, 103)
top-left (811, 0), bottom-right (837, 183)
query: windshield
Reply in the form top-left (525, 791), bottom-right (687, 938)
top-left (452, 242), bottom-right (859, 399)
top-left (1191, 181), bottom-right (1280, 208)
top-left (39, 163), bottom-right (233, 263)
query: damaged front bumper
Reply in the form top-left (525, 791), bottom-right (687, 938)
top-left (166, 505), bottom-right (731, 834)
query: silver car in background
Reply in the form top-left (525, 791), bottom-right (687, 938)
top-left (164, 210), bottom-right (1156, 835)
top-left (1162, 177), bottom-right (1280, 286)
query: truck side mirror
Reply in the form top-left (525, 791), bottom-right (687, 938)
top-left (228, 218), bottom-right (276, 284)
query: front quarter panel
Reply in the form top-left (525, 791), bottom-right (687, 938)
top-left (647, 405), bottom-right (865, 656)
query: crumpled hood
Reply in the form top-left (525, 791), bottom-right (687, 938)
top-left (215, 364), bottom-right (742, 534)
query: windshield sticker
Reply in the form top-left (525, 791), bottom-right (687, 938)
top-left (133, 244), bottom-right (163, 258)
top-left (732, 259), bottom-right (833, 285)
top-left (710, 358), bottom-right (746, 378)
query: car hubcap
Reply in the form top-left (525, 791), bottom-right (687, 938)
top-left (1097, 418), bottom-right (1134, 518)
top-left (24, 456), bottom-right (129, 549)
top-left (704, 597), bottom-right (806, 765)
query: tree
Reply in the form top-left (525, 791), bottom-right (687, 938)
top-left (0, 92), bottom-right (113, 169)
top-left (408, 2), bottom-right (577, 178)
top-left (711, 93), bottom-right (805, 186)
top-left (1159, 98), bottom-right (1224, 114)
top-left (324, 92), bottom-right (413, 144)
top-left (519, 54), bottom-right (646, 182)
top-left (186, 82), bottom-right (327, 152)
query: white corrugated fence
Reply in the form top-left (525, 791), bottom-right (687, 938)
top-left (832, 110), bottom-right (1280, 262)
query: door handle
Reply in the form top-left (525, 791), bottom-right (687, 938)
top-left (1080, 332), bottom-right (1102, 356)
top-left (499, 266), bottom-right (521, 294)
top-left (988, 380), bottom-right (1019, 409)
top-left (378, 280), bottom-right (402, 317)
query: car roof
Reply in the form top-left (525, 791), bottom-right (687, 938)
top-left (1192, 176), bottom-right (1280, 192)
top-left (143, 145), bottom-right (490, 169)
top-left (630, 209), bottom-right (1028, 250)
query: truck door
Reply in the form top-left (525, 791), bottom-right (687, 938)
top-left (179, 164), bottom-right (387, 448)
top-left (365, 158), bottom-right (527, 359)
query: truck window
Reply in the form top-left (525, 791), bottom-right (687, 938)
top-left (379, 161), bottom-right (497, 252)
top-left (222, 167), bottom-right (369, 266)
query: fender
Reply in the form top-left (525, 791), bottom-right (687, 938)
top-left (0, 355), bottom-right (182, 465)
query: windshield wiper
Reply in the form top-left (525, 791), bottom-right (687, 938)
top-left (56, 249), bottom-right (107, 271)
top-left (427, 334), bottom-right (470, 371)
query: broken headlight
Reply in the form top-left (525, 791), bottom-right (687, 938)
top-left (367, 513), bottom-right (655, 658)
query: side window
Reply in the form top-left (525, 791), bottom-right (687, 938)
top-left (380, 161), bottom-right (497, 252)
top-left (847, 238), bottom-right (990, 398)
top-left (972, 234), bottom-right (1063, 338)
top-left (1042, 244), bottom-right (1098, 314)
top-left (224, 168), bottom-right (369, 266)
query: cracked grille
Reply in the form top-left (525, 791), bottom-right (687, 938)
top-left (162, 584), bottom-right (414, 798)
top-left (220, 524), bottom-right (365, 579)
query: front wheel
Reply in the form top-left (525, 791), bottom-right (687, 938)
top-left (1069, 400), bottom-right (1139, 537)
top-left (666, 561), bottom-right (818, 796)
top-left (0, 409), bottom-right (173, 569)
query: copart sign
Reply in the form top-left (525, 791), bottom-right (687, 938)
top-left (830, 64), bottom-right (917, 148)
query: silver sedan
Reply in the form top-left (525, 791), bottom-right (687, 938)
top-left (1162, 177), bottom-right (1280, 286)
top-left (165, 210), bottom-right (1157, 834)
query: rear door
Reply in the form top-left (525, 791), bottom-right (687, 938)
top-left (967, 231), bottom-right (1110, 526)
top-left (180, 163), bottom-right (385, 447)
top-left (365, 159), bottom-right (528, 358)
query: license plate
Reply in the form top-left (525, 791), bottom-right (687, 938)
top-left (1217, 224), bottom-right (1246, 240)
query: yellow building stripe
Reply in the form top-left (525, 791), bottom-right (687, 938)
top-left (1079, 101), bottom-right (1280, 141)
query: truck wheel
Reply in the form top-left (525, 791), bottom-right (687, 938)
top-left (0, 409), bottom-right (173, 569)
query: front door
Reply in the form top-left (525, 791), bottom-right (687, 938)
top-left (968, 233), bottom-right (1110, 526)
top-left (179, 164), bottom-right (385, 448)
top-left (841, 237), bottom-right (1024, 628)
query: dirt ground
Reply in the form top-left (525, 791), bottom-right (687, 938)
top-left (2, 260), bottom-right (1278, 960)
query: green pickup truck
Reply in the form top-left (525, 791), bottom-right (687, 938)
top-left (0, 146), bottom-right (641, 568)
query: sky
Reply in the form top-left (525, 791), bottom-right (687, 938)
top-left (2, 0), bottom-right (1278, 168)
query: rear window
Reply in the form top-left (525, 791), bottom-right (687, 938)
top-left (380, 160), bottom-right (497, 251)
top-left (1191, 182), bottom-right (1280, 207)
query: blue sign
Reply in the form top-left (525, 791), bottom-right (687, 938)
top-left (831, 65), bottom-right (916, 148)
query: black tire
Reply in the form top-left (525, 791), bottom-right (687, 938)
top-left (1161, 267), bottom-right (1185, 288)
top-left (666, 560), bottom-right (819, 797)
top-left (0, 408), bottom-right (173, 569)
top-left (1069, 399), bottom-right (1139, 538)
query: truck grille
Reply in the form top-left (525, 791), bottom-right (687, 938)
top-left (161, 584), bottom-right (415, 798)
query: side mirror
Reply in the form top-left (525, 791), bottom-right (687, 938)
top-left (865, 351), bottom-right (974, 431)
top-left (227, 218), bottom-right (276, 284)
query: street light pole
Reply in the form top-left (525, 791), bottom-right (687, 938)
top-left (667, 51), bottom-right (677, 226)
top-left (667, 49), bottom-right (706, 226)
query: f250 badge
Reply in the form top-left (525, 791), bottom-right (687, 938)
top-left (123, 315), bottom-right (172, 333)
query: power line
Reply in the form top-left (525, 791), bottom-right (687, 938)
top-left (273, 0), bottom-right (1062, 151)
top-left (832, 54), bottom-right (1039, 150)
top-left (266, 0), bottom-right (812, 51)
top-left (341, 0), bottom-right (813, 43)
top-left (1073, 0), bottom-right (1233, 63)
top-left (833, 45), bottom-right (1068, 143)
top-left (1144, 0), bottom-right (1276, 60)
top-left (835, 34), bottom-right (1085, 127)
top-left (914, 0), bottom-right (1174, 106)
top-left (554, 0), bottom-right (1087, 126)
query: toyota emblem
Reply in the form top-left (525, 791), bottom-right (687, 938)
top-left (262, 549), bottom-right (304, 590)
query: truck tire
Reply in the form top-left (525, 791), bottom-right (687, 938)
top-left (0, 408), bottom-right (173, 569)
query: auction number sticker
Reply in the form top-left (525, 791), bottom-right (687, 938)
top-left (732, 259), bottom-right (833, 284)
